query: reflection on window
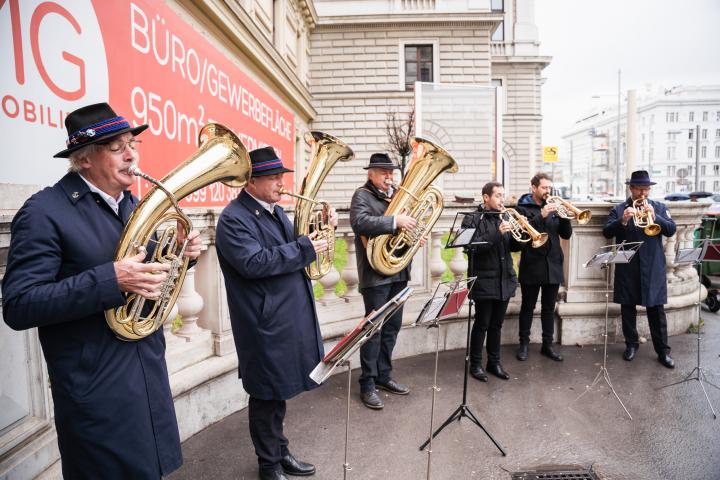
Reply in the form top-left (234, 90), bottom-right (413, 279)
top-left (491, 0), bottom-right (504, 12)
top-left (404, 45), bottom-right (433, 91)
top-left (491, 21), bottom-right (504, 42)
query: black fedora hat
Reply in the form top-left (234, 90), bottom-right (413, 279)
top-left (54, 103), bottom-right (148, 158)
top-left (626, 170), bottom-right (656, 186)
top-left (248, 146), bottom-right (294, 177)
top-left (363, 153), bottom-right (399, 170)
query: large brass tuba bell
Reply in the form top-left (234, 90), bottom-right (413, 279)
top-left (367, 137), bottom-right (458, 276)
top-left (280, 131), bottom-right (354, 279)
top-left (105, 123), bottom-right (251, 341)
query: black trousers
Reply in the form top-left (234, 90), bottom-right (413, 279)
top-left (359, 281), bottom-right (408, 393)
top-left (248, 397), bottom-right (288, 473)
top-left (621, 304), bottom-right (671, 356)
top-left (518, 283), bottom-right (560, 345)
top-left (470, 299), bottom-right (509, 367)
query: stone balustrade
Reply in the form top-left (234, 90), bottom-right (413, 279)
top-left (0, 200), bottom-right (708, 478)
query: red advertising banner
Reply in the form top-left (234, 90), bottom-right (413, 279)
top-left (1, 0), bottom-right (295, 206)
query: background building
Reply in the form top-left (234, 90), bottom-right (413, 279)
top-left (560, 85), bottom-right (720, 198)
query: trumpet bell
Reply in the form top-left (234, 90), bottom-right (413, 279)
top-left (644, 223), bottom-right (661, 236)
top-left (533, 232), bottom-right (549, 248)
top-left (576, 209), bottom-right (592, 225)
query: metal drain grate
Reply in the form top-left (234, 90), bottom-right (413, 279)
top-left (511, 470), bottom-right (598, 480)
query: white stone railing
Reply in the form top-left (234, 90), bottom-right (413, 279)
top-left (0, 200), bottom-right (708, 478)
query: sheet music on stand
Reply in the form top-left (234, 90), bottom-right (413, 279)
top-left (583, 241), bottom-right (643, 268)
top-left (309, 287), bottom-right (413, 385)
top-left (415, 277), bottom-right (476, 326)
top-left (673, 238), bottom-right (708, 266)
top-left (446, 211), bottom-right (489, 249)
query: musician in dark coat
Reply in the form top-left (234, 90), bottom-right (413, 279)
top-left (602, 170), bottom-right (677, 368)
top-left (463, 182), bottom-right (522, 381)
top-left (215, 146), bottom-right (331, 480)
top-left (2, 103), bottom-right (202, 479)
top-left (349, 153), bottom-right (418, 410)
top-left (514, 172), bottom-right (570, 362)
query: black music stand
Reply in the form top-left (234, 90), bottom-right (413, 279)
top-left (418, 211), bottom-right (506, 456)
top-left (572, 241), bottom-right (642, 420)
top-left (415, 277), bottom-right (476, 480)
top-left (309, 286), bottom-right (413, 479)
top-left (659, 237), bottom-right (720, 418)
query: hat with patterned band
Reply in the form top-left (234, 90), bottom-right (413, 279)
top-left (53, 103), bottom-right (148, 158)
top-left (248, 146), bottom-right (294, 177)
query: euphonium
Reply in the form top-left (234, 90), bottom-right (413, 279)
top-left (500, 208), bottom-right (548, 248)
top-left (105, 123), bottom-right (251, 341)
top-left (546, 196), bottom-right (592, 224)
top-left (280, 131), bottom-right (354, 280)
top-left (632, 196), bottom-right (661, 236)
top-left (367, 137), bottom-right (459, 276)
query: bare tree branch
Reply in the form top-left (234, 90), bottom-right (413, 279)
top-left (385, 107), bottom-right (415, 180)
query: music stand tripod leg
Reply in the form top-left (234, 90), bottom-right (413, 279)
top-left (424, 322), bottom-right (442, 480)
top-left (342, 360), bottom-right (352, 480)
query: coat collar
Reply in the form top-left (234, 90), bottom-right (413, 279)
top-left (58, 172), bottom-right (93, 205)
top-left (363, 180), bottom-right (392, 202)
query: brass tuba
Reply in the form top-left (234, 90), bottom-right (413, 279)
top-left (546, 196), bottom-right (592, 224)
top-left (632, 196), bottom-right (661, 236)
top-left (280, 131), bottom-right (354, 279)
top-left (367, 137), bottom-right (458, 276)
top-left (105, 123), bottom-right (251, 341)
top-left (500, 208), bottom-right (548, 248)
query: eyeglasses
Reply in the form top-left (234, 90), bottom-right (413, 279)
top-left (100, 138), bottom-right (142, 153)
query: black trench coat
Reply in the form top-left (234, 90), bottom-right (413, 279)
top-left (215, 190), bottom-right (324, 400)
top-left (602, 198), bottom-right (676, 307)
top-left (2, 173), bottom-right (181, 479)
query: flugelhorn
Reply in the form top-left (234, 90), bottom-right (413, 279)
top-left (546, 196), bottom-right (592, 224)
top-left (106, 123), bottom-right (251, 341)
top-left (280, 131), bottom-right (354, 280)
top-left (632, 196), bottom-right (661, 236)
top-left (367, 137), bottom-right (458, 276)
top-left (501, 208), bottom-right (548, 248)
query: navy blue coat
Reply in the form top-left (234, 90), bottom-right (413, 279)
top-left (215, 190), bottom-right (324, 401)
top-left (602, 198), bottom-right (676, 306)
top-left (1, 173), bottom-right (181, 479)
top-left (515, 193), bottom-right (572, 285)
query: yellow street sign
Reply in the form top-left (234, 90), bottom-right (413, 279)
top-left (543, 146), bottom-right (558, 163)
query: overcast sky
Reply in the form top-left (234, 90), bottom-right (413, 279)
top-left (535, 0), bottom-right (720, 151)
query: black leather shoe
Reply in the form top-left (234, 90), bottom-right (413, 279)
top-left (360, 390), bottom-right (384, 409)
top-left (470, 365), bottom-right (488, 382)
top-left (540, 344), bottom-right (564, 362)
top-left (658, 354), bottom-right (675, 369)
top-left (280, 453), bottom-right (316, 476)
top-left (376, 379), bottom-right (410, 395)
top-left (486, 363), bottom-right (510, 380)
top-left (516, 344), bottom-right (529, 361)
top-left (623, 346), bottom-right (637, 361)
top-left (260, 469), bottom-right (289, 480)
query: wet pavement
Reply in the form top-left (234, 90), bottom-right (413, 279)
top-left (168, 311), bottom-right (720, 480)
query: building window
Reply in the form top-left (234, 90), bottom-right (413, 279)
top-left (667, 146), bottom-right (675, 159)
top-left (717, 111), bottom-right (720, 121)
top-left (716, 129), bottom-right (720, 138)
top-left (666, 181), bottom-right (673, 192)
top-left (491, 21), bottom-right (504, 42)
top-left (702, 146), bottom-right (707, 158)
top-left (689, 129), bottom-right (695, 140)
top-left (668, 165), bottom-right (676, 176)
top-left (689, 165), bottom-right (693, 176)
top-left (701, 181), bottom-right (706, 191)
top-left (702, 165), bottom-right (707, 176)
top-left (703, 111), bottom-right (709, 121)
top-left (715, 165), bottom-right (720, 175)
top-left (650, 131), bottom-right (654, 142)
top-left (491, 0), bottom-right (504, 12)
top-left (716, 146), bottom-right (720, 158)
top-left (703, 129), bottom-right (708, 139)
top-left (404, 44), bottom-right (434, 91)
top-left (715, 180), bottom-right (720, 191)
top-left (649, 148), bottom-right (654, 161)
top-left (689, 111), bottom-right (695, 122)
top-left (688, 146), bottom-right (694, 158)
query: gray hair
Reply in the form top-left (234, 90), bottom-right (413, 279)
top-left (67, 144), bottom-right (102, 173)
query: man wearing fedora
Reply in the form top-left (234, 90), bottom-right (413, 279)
top-left (2, 102), bottom-right (202, 478)
top-left (603, 170), bottom-right (677, 368)
top-left (349, 152), bottom-right (419, 409)
top-left (215, 146), bottom-right (333, 480)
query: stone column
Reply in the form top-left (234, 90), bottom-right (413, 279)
top-left (175, 267), bottom-right (207, 340)
top-left (449, 245), bottom-right (467, 279)
top-left (429, 231), bottom-right (446, 287)
top-left (341, 232), bottom-right (361, 298)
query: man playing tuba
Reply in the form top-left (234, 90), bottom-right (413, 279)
top-left (350, 153), bottom-right (419, 409)
top-left (2, 103), bottom-right (202, 479)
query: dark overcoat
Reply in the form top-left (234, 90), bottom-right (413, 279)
top-left (349, 180), bottom-right (411, 289)
top-left (463, 208), bottom-right (522, 301)
top-left (1, 173), bottom-right (181, 479)
top-left (215, 189), bottom-right (324, 401)
top-left (515, 193), bottom-right (572, 285)
top-left (602, 198), bottom-right (676, 306)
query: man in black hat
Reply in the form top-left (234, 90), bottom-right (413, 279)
top-left (2, 102), bottom-right (202, 478)
top-left (603, 170), bottom-right (677, 368)
top-left (216, 146), bottom-right (333, 480)
top-left (349, 152), bottom-right (419, 409)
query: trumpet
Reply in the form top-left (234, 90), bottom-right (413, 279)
top-left (546, 196), bottom-right (592, 224)
top-left (501, 208), bottom-right (548, 248)
top-left (632, 196), bottom-right (661, 236)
